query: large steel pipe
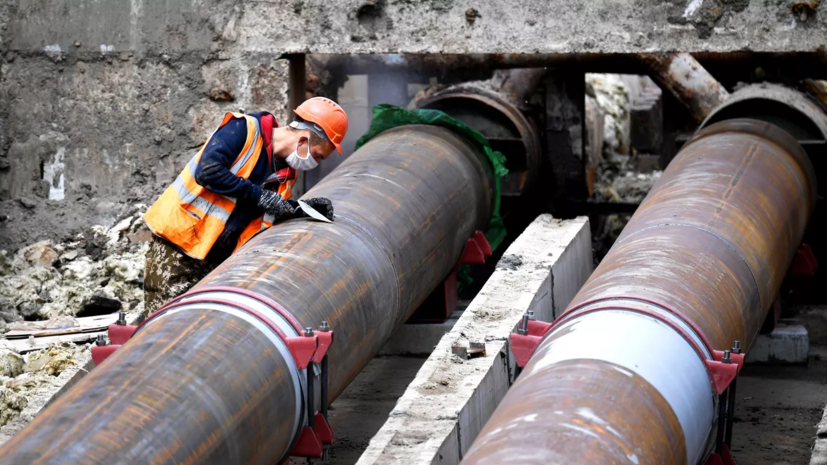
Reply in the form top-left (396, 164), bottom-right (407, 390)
top-left (0, 124), bottom-right (493, 464)
top-left (463, 119), bottom-right (816, 465)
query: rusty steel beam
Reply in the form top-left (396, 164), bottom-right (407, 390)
top-left (642, 52), bottom-right (730, 122)
top-left (0, 124), bottom-right (493, 465)
top-left (463, 119), bottom-right (816, 465)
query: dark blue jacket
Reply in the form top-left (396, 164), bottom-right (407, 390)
top-left (192, 112), bottom-right (288, 262)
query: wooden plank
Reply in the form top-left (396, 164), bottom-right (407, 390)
top-left (6, 332), bottom-right (103, 353)
top-left (4, 313), bottom-right (119, 339)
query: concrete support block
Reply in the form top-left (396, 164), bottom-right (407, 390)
top-left (356, 215), bottom-right (592, 465)
top-left (745, 322), bottom-right (809, 365)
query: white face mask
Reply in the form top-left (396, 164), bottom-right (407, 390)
top-left (285, 141), bottom-right (319, 171)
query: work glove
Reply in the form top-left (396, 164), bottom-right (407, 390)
top-left (258, 190), bottom-right (296, 222)
top-left (296, 197), bottom-right (334, 222)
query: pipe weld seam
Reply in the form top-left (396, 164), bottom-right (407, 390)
top-left (334, 214), bottom-right (402, 322)
top-left (617, 222), bottom-right (762, 312)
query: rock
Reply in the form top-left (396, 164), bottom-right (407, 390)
top-left (17, 302), bottom-right (39, 320)
top-left (16, 198), bottom-right (36, 210)
top-left (15, 241), bottom-right (59, 270)
top-left (81, 294), bottom-right (122, 316)
top-left (0, 309), bottom-right (20, 324)
top-left (24, 349), bottom-right (53, 373)
top-left (0, 350), bottom-right (24, 377)
top-left (0, 389), bottom-right (28, 427)
top-left (0, 251), bottom-right (10, 276)
top-left (1, 235), bottom-right (147, 319)
top-left (45, 350), bottom-right (77, 375)
top-left (127, 229), bottom-right (153, 244)
top-left (465, 8), bottom-right (481, 25)
top-left (59, 250), bottom-right (79, 263)
top-left (24, 344), bottom-right (82, 376)
top-left (0, 158), bottom-right (10, 170)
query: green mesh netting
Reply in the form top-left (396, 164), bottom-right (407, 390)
top-left (355, 104), bottom-right (509, 289)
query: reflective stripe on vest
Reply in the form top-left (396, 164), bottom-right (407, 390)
top-left (143, 112), bottom-right (266, 260)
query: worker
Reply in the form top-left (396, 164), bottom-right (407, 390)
top-left (142, 97), bottom-right (348, 315)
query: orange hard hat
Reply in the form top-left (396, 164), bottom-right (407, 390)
top-left (294, 97), bottom-right (349, 154)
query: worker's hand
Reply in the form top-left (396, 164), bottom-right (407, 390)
top-left (258, 190), bottom-right (296, 221)
top-left (300, 197), bottom-right (334, 222)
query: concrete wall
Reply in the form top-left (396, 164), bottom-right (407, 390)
top-left (12, 0), bottom-right (824, 55)
top-left (2, 0), bottom-right (827, 251)
top-left (0, 1), bottom-right (290, 251)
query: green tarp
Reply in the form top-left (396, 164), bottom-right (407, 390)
top-left (355, 104), bottom-right (508, 251)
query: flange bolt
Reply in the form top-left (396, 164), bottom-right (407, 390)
top-left (517, 313), bottom-right (530, 335)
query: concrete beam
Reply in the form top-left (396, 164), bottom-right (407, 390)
top-left (356, 215), bottom-right (592, 465)
top-left (8, 1), bottom-right (827, 55)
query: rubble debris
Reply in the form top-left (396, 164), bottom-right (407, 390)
top-left (0, 350), bottom-right (23, 378)
top-left (465, 8), bottom-right (481, 25)
top-left (0, 391), bottom-right (27, 427)
top-left (586, 74), bottom-right (631, 156)
top-left (591, 156), bottom-right (662, 204)
top-left (0, 208), bottom-right (150, 328)
top-left (496, 254), bottom-right (524, 271)
top-left (0, 342), bottom-right (88, 427)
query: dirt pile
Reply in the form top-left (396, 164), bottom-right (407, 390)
top-left (0, 206), bottom-right (150, 332)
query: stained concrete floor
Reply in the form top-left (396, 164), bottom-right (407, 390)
top-left (290, 355), bottom-right (428, 465)
top-left (731, 345), bottom-right (827, 465)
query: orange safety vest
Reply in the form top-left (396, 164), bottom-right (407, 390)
top-left (144, 112), bottom-right (294, 260)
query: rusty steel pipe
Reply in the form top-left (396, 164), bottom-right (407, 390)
top-left (415, 77), bottom-right (543, 197)
top-left (463, 119), bottom-right (816, 465)
top-left (641, 52), bottom-right (730, 122)
top-left (0, 125), bottom-right (493, 464)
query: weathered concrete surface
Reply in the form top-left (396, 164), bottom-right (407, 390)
top-left (356, 215), bottom-right (592, 465)
top-left (0, 49), bottom-right (289, 251)
top-left (745, 322), bottom-right (810, 365)
top-left (380, 313), bottom-right (461, 356)
top-left (9, 1), bottom-right (827, 55)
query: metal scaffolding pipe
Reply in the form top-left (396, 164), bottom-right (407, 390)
top-left (0, 124), bottom-right (493, 464)
top-left (462, 119), bottom-right (816, 465)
